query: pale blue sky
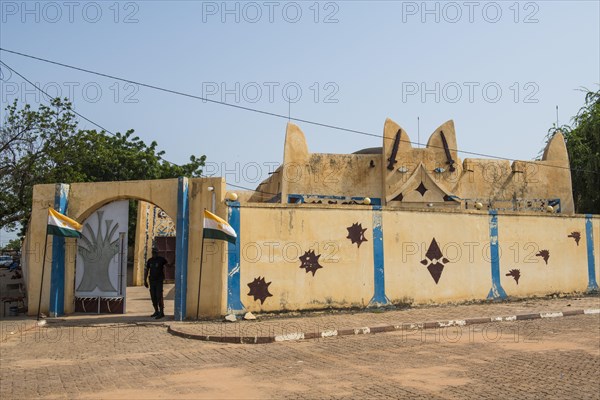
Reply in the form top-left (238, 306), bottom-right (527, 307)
top-left (1, 0), bottom-right (599, 243)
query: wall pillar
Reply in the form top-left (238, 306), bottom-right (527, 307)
top-left (368, 206), bottom-right (390, 306)
top-left (585, 215), bottom-right (598, 292)
top-left (174, 177), bottom-right (189, 321)
top-left (487, 210), bottom-right (507, 300)
top-left (227, 201), bottom-right (245, 314)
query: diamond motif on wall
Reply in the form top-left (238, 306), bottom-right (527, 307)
top-left (420, 238), bottom-right (450, 284)
top-left (415, 182), bottom-right (428, 196)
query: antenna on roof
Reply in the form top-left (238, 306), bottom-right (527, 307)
top-left (417, 116), bottom-right (420, 148)
top-left (556, 105), bottom-right (559, 128)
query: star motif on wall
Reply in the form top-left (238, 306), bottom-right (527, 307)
top-left (346, 223), bottom-right (368, 248)
top-left (420, 238), bottom-right (450, 284)
top-left (299, 250), bottom-right (323, 276)
top-left (506, 269), bottom-right (521, 284)
top-left (415, 182), bottom-right (428, 196)
top-left (247, 276), bottom-right (273, 304)
top-left (536, 249), bottom-right (550, 264)
top-left (568, 232), bottom-right (581, 246)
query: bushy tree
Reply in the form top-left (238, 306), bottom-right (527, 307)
top-left (546, 89), bottom-right (600, 214)
top-left (1, 238), bottom-right (21, 252)
top-left (1, 98), bottom-right (206, 235)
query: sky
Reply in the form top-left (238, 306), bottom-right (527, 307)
top-left (1, 0), bottom-right (599, 244)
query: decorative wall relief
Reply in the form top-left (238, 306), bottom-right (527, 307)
top-left (75, 201), bottom-right (128, 306)
top-left (74, 297), bottom-right (99, 313)
top-left (99, 297), bottom-right (124, 313)
top-left (568, 232), bottom-right (581, 246)
top-left (247, 277), bottom-right (273, 304)
top-left (346, 223), bottom-right (368, 248)
top-left (415, 182), bottom-right (428, 196)
top-left (439, 130), bottom-right (456, 172)
top-left (536, 249), bottom-right (550, 264)
top-left (506, 269), bottom-right (521, 284)
top-left (420, 238), bottom-right (450, 284)
top-left (387, 129), bottom-right (401, 170)
top-left (154, 208), bottom-right (176, 236)
top-left (77, 211), bottom-right (120, 292)
top-left (299, 250), bottom-right (323, 276)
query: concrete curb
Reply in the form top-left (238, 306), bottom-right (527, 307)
top-left (166, 308), bottom-right (600, 344)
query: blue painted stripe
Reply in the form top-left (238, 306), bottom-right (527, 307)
top-left (49, 184), bottom-right (69, 317)
top-left (585, 215), bottom-right (598, 292)
top-left (487, 210), bottom-right (507, 300)
top-left (369, 206), bottom-right (389, 306)
top-left (174, 177), bottom-right (190, 321)
top-left (227, 202), bottom-right (245, 313)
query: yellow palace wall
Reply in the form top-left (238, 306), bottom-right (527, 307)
top-left (25, 179), bottom-right (598, 319)
top-left (229, 204), bottom-right (598, 315)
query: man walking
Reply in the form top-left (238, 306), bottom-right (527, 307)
top-left (144, 247), bottom-right (167, 319)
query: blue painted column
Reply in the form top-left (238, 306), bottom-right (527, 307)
top-left (227, 201), bottom-right (245, 314)
top-left (49, 183), bottom-right (70, 317)
top-left (368, 206), bottom-right (390, 306)
top-left (487, 210), bottom-right (507, 300)
top-left (585, 215), bottom-right (598, 292)
top-left (174, 177), bottom-right (190, 321)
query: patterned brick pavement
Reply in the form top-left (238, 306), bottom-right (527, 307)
top-left (167, 296), bottom-right (600, 343)
top-left (1, 295), bottom-right (599, 399)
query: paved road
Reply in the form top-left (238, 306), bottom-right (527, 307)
top-left (1, 297), bottom-right (599, 399)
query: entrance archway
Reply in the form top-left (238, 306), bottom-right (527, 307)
top-left (25, 178), bottom-right (190, 321)
top-left (69, 199), bottom-right (177, 319)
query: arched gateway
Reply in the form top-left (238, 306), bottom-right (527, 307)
top-left (24, 177), bottom-right (228, 321)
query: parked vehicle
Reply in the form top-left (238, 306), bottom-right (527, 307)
top-left (0, 255), bottom-right (13, 267)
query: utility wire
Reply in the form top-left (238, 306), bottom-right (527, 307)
top-left (0, 60), bottom-right (278, 196)
top-left (0, 60), bottom-right (114, 135)
top-left (0, 47), bottom-right (596, 176)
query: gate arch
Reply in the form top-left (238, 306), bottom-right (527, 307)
top-left (26, 178), bottom-right (189, 321)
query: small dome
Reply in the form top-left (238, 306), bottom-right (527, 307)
top-left (352, 147), bottom-right (382, 155)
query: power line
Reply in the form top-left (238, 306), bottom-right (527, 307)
top-left (1, 47), bottom-right (597, 176)
top-left (0, 60), bottom-right (278, 196)
top-left (0, 60), bottom-right (114, 135)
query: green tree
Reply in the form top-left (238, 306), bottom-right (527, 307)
top-left (546, 89), bottom-right (600, 214)
top-left (1, 98), bottom-right (206, 235)
top-left (1, 239), bottom-right (21, 252)
top-left (1, 98), bottom-right (76, 230)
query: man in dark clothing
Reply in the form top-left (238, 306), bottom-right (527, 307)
top-left (144, 248), bottom-right (168, 319)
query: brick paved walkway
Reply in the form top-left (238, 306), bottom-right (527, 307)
top-left (1, 295), bottom-right (599, 399)
top-left (168, 295), bottom-right (600, 343)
